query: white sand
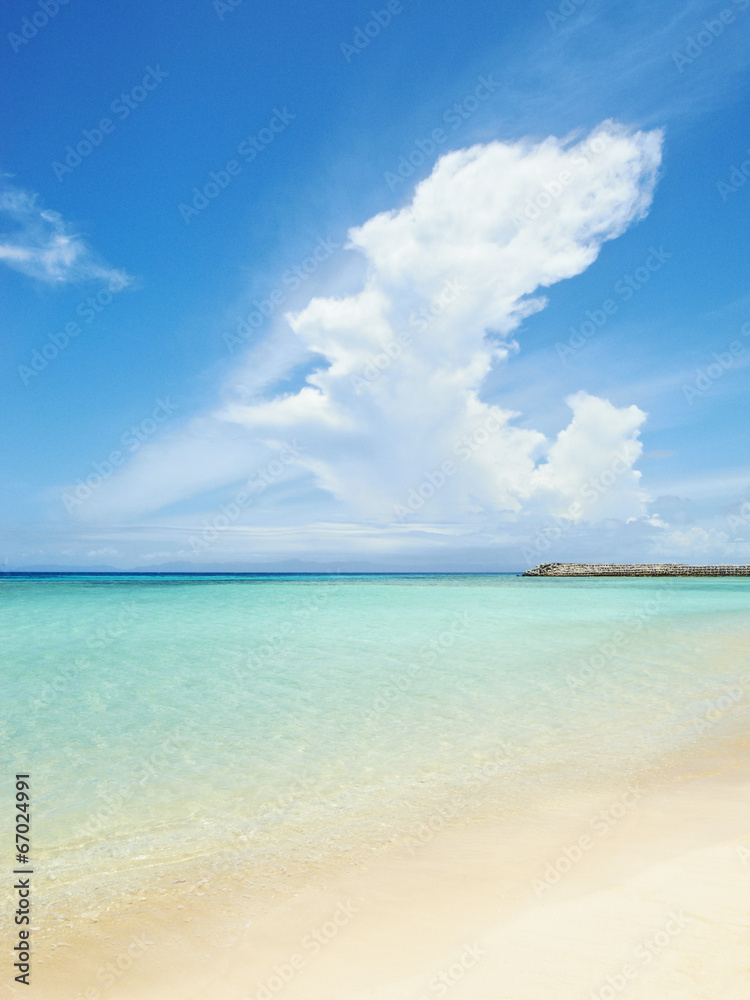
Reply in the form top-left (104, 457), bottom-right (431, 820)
top-left (30, 747), bottom-right (750, 1000)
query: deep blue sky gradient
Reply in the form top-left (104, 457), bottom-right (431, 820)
top-left (1, 0), bottom-right (749, 566)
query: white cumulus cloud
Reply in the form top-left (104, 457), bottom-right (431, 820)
top-left (68, 122), bottom-right (664, 550)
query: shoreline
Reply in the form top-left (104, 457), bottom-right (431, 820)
top-left (17, 595), bottom-right (750, 999)
top-left (29, 719), bottom-right (750, 1000)
top-left (31, 608), bottom-right (750, 934)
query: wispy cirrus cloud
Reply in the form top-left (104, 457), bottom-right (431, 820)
top-left (0, 179), bottom-right (132, 289)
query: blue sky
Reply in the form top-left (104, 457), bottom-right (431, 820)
top-left (1, 0), bottom-right (749, 570)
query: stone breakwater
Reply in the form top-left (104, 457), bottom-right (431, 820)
top-left (523, 563), bottom-right (750, 577)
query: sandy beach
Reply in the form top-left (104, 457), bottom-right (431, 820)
top-left (5, 0), bottom-right (750, 983)
top-left (29, 726), bottom-right (749, 1000)
top-left (6, 0), bottom-right (750, 989)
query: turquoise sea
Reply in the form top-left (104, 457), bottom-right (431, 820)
top-left (2, 573), bottom-right (749, 917)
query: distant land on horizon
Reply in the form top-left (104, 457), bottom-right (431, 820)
top-left (1, 560), bottom-right (520, 575)
top-left (5, 561), bottom-right (750, 577)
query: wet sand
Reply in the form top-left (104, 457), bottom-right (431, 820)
top-left (28, 733), bottom-right (750, 1000)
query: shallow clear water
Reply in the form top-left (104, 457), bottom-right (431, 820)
top-left (2, 573), bottom-right (749, 897)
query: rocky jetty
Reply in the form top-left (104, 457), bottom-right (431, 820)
top-left (523, 563), bottom-right (750, 577)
